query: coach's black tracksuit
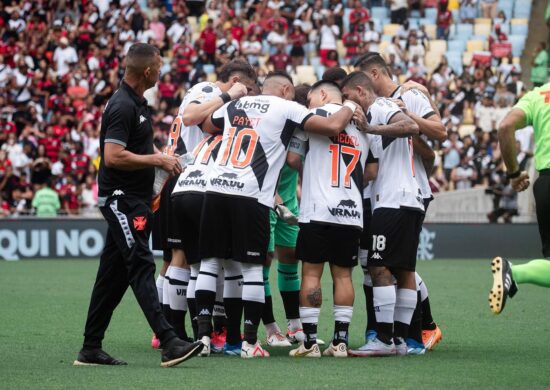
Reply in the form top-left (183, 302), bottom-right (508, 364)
top-left (82, 81), bottom-right (176, 349)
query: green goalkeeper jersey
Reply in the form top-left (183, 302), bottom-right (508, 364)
top-left (514, 83), bottom-right (550, 171)
top-left (277, 164), bottom-right (298, 208)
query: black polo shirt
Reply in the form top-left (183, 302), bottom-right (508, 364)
top-left (98, 81), bottom-right (155, 203)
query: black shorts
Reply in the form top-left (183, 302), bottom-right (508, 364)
top-left (152, 176), bottom-right (178, 251)
top-left (296, 222), bottom-right (360, 268)
top-left (198, 193), bottom-right (270, 264)
top-left (360, 198), bottom-right (372, 250)
top-left (534, 171), bottom-right (550, 257)
top-left (368, 207), bottom-right (424, 271)
top-left (169, 192), bottom-right (204, 264)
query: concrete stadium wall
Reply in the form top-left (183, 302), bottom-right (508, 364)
top-left (0, 218), bottom-right (543, 261)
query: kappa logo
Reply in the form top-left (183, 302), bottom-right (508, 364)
top-left (133, 216), bottom-right (147, 231)
top-left (112, 189), bottom-right (125, 196)
top-left (139, 115), bottom-right (147, 124)
top-left (371, 252), bottom-right (383, 260)
top-left (198, 309), bottom-right (211, 316)
top-left (244, 320), bottom-right (253, 325)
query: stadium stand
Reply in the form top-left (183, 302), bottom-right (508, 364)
top-left (0, 0), bottom-right (540, 223)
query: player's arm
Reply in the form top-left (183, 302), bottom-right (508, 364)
top-left (354, 110), bottom-right (419, 137)
top-left (303, 102), bottom-right (356, 137)
top-left (286, 132), bottom-right (306, 174)
top-left (393, 92), bottom-right (446, 142)
top-left (364, 161), bottom-right (378, 184)
top-left (412, 135), bottom-right (435, 175)
top-left (498, 107), bottom-right (530, 191)
top-left (181, 82), bottom-right (248, 126)
top-left (401, 80), bottom-right (441, 117)
top-left (286, 151), bottom-right (303, 174)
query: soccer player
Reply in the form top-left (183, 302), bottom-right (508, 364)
top-left (322, 67), bottom-right (348, 86)
top-left (341, 71), bottom-right (423, 357)
top-left (288, 80), bottom-right (375, 358)
top-left (195, 71), bottom-right (358, 358)
top-left (75, 43), bottom-right (204, 367)
top-left (166, 59), bottom-right (256, 353)
top-left (355, 52), bottom-right (445, 351)
top-left (489, 82), bottom-right (550, 314)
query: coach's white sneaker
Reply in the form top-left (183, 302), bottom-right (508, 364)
top-left (266, 331), bottom-right (292, 347)
top-left (198, 336), bottom-right (211, 357)
top-left (289, 343), bottom-right (321, 358)
top-left (241, 341), bottom-right (270, 358)
top-left (322, 342), bottom-right (348, 357)
top-left (349, 338), bottom-right (396, 357)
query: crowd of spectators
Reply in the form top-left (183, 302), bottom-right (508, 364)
top-left (0, 0), bottom-right (543, 218)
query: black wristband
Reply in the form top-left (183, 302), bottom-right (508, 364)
top-left (220, 92), bottom-right (231, 104)
top-left (507, 170), bottom-right (521, 179)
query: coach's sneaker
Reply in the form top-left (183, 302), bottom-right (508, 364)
top-left (365, 329), bottom-right (377, 344)
top-left (489, 256), bottom-right (518, 314)
top-left (394, 338), bottom-right (407, 356)
top-left (241, 341), bottom-right (270, 358)
top-left (198, 336), bottom-right (211, 357)
top-left (349, 338), bottom-right (396, 357)
top-left (223, 341), bottom-right (242, 356)
top-left (286, 328), bottom-right (306, 344)
top-left (211, 329), bottom-right (226, 353)
top-left (322, 342), bottom-right (348, 357)
top-left (422, 325), bottom-right (443, 350)
top-left (289, 343), bottom-right (321, 358)
top-left (267, 331), bottom-right (292, 347)
top-left (74, 348), bottom-right (127, 366)
top-left (406, 338), bottom-right (426, 355)
top-left (151, 334), bottom-right (160, 349)
top-left (161, 338), bottom-right (205, 368)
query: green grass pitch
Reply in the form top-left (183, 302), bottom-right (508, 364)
top-left (1, 259), bottom-right (549, 389)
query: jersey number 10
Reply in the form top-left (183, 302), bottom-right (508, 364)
top-left (219, 127), bottom-right (258, 168)
top-left (329, 144), bottom-right (360, 188)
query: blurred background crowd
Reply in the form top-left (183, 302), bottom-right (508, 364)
top-left (0, 0), bottom-right (545, 219)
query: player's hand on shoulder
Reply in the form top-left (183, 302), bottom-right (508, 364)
top-left (401, 80), bottom-right (429, 96)
top-left (390, 98), bottom-right (408, 114)
top-left (158, 154), bottom-right (183, 176)
top-left (352, 108), bottom-right (372, 133)
top-left (511, 171), bottom-right (530, 192)
top-left (227, 82), bottom-right (248, 100)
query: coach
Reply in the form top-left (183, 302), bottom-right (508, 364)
top-left (74, 43), bottom-right (204, 368)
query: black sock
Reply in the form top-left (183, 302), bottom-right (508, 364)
top-left (187, 297), bottom-right (198, 340)
top-left (243, 300), bottom-right (263, 344)
top-left (224, 297), bottom-right (243, 345)
top-left (394, 321), bottom-right (409, 340)
top-left (195, 290), bottom-right (216, 338)
top-left (376, 322), bottom-right (393, 345)
top-left (261, 295), bottom-right (276, 325)
top-left (280, 291), bottom-right (300, 320)
top-left (333, 321), bottom-right (350, 346)
top-left (363, 284), bottom-right (377, 332)
top-left (422, 297), bottom-right (436, 330)
top-left (171, 309), bottom-right (188, 340)
top-left (213, 312), bottom-right (226, 333)
top-left (303, 322), bottom-right (318, 349)
top-left (408, 291), bottom-right (423, 343)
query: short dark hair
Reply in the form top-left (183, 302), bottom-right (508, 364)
top-left (354, 52), bottom-right (389, 75)
top-left (294, 84), bottom-right (311, 106)
top-left (126, 43), bottom-right (160, 73)
top-left (340, 71), bottom-right (374, 91)
top-left (310, 79), bottom-right (341, 92)
top-left (264, 70), bottom-right (293, 85)
top-left (322, 67), bottom-right (347, 84)
top-left (218, 59), bottom-right (257, 82)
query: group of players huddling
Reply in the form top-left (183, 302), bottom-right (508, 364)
top-left (151, 52), bottom-right (444, 358)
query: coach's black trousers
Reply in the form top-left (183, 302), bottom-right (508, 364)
top-left (534, 170), bottom-right (550, 258)
top-left (83, 197), bottom-right (176, 349)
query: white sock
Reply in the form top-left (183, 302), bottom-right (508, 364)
top-left (333, 305), bottom-right (353, 323)
top-left (169, 267), bottom-right (190, 311)
top-left (416, 272), bottom-right (429, 302)
top-left (265, 322), bottom-right (281, 336)
top-left (162, 266), bottom-right (173, 308)
top-left (373, 286), bottom-right (396, 325)
top-left (241, 263), bottom-right (265, 303)
top-left (394, 288), bottom-right (417, 325)
top-left (156, 275), bottom-right (165, 304)
top-left (187, 264), bottom-right (199, 301)
top-left (196, 258), bottom-right (220, 294)
top-left (223, 259), bottom-right (243, 299)
top-left (287, 318), bottom-right (302, 331)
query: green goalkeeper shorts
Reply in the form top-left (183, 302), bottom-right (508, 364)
top-left (268, 205), bottom-right (300, 252)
